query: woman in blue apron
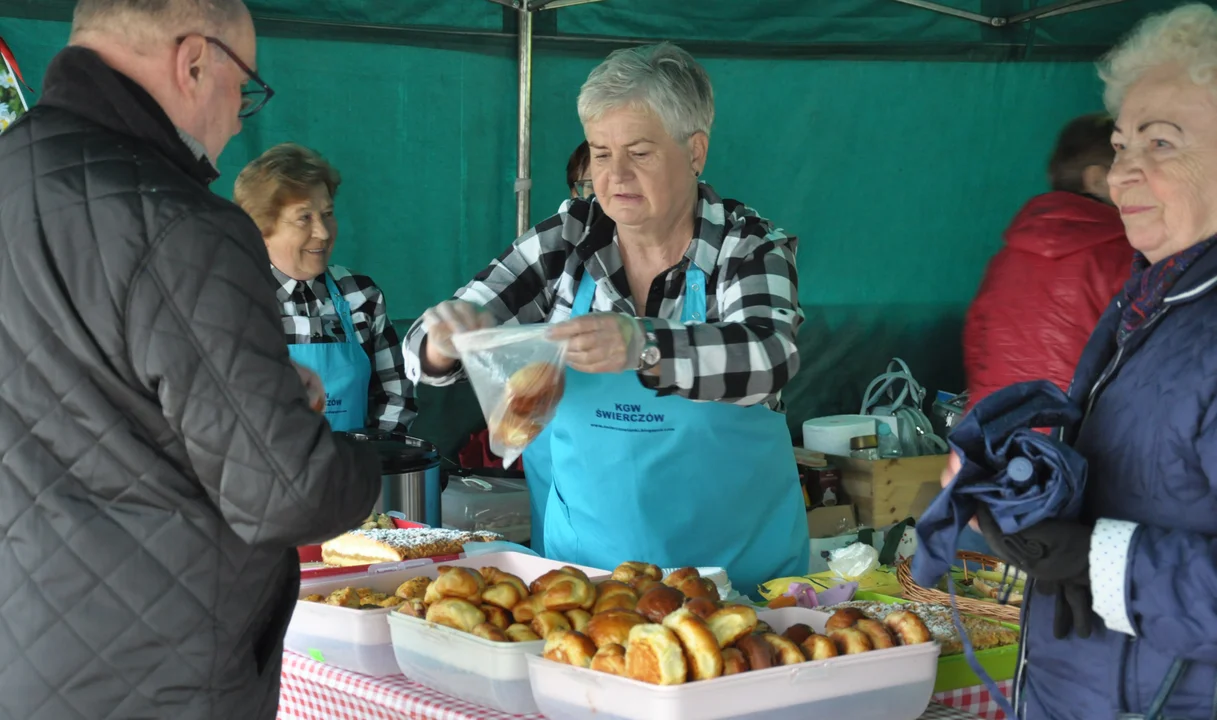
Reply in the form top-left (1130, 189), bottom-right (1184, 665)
top-left (234, 143), bottom-right (414, 434)
top-left (405, 42), bottom-right (807, 597)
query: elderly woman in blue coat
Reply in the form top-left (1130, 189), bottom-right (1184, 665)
top-left (962, 4), bottom-right (1217, 718)
top-left (404, 42), bottom-right (809, 595)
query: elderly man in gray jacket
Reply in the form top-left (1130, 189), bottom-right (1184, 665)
top-left (0, 1), bottom-right (381, 718)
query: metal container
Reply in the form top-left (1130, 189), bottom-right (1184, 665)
top-left (342, 430), bottom-right (442, 527)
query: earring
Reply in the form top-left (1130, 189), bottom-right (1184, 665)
top-left (694, 170), bottom-right (701, 178)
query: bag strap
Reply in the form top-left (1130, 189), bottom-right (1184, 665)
top-left (878, 517), bottom-right (915, 566)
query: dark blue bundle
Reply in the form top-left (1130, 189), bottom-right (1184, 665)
top-left (912, 379), bottom-right (1088, 589)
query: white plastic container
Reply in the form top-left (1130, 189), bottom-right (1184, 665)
top-left (527, 606), bottom-right (940, 720)
top-left (285, 551), bottom-right (603, 677)
top-left (441, 474), bottom-right (531, 543)
top-left (387, 554), bottom-right (610, 713)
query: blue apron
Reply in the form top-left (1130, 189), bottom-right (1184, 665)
top-left (543, 267), bottom-right (809, 597)
top-left (286, 272), bottom-right (372, 432)
top-left (522, 427), bottom-right (551, 555)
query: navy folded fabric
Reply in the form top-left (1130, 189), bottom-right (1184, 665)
top-left (912, 380), bottom-right (1088, 588)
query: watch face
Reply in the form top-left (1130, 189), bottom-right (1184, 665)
top-left (642, 346), bottom-right (661, 366)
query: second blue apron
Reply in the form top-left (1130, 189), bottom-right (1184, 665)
top-left (287, 272), bottom-right (372, 432)
top-left (543, 267), bottom-right (809, 597)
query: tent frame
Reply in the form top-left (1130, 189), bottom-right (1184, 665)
top-left (493, 0), bottom-right (1133, 234)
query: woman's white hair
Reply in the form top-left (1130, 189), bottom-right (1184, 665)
top-left (1100, 3), bottom-right (1217, 113)
top-left (577, 42), bottom-right (715, 141)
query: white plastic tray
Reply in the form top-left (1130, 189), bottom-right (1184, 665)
top-left (526, 606), bottom-right (940, 720)
top-left (387, 555), bottom-right (611, 713)
top-left (284, 551), bottom-right (602, 677)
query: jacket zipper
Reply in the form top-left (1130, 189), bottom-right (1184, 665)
top-left (1084, 309), bottom-right (1168, 419)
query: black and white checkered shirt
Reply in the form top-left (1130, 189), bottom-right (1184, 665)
top-left (274, 264), bottom-right (416, 433)
top-left (404, 183), bottom-right (802, 408)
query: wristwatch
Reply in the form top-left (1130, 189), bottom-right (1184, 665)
top-left (637, 318), bottom-right (660, 371)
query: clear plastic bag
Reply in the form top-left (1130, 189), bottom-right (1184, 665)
top-left (452, 325), bottom-right (568, 468)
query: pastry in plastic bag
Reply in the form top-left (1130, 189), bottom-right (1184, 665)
top-left (452, 326), bottom-right (569, 468)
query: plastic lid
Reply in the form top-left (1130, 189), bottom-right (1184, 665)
top-left (850, 434), bottom-right (879, 449)
top-left (341, 431), bottom-right (439, 474)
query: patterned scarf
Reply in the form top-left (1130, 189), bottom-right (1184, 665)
top-left (1119, 236), bottom-right (1217, 343)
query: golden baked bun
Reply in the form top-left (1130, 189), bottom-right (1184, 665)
top-left (801, 634), bottom-right (839, 661)
top-left (481, 604), bottom-right (512, 630)
top-left (663, 567), bottom-right (700, 588)
top-left (480, 568), bottom-right (529, 598)
top-left (472, 623), bottom-right (509, 642)
top-left (612, 561), bottom-right (663, 584)
top-left (830, 627), bottom-right (874, 655)
top-left (326, 588), bottom-right (361, 608)
top-left (589, 643), bottom-right (628, 677)
top-left (376, 596), bottom-right (404, 608)
top-left (825, 607), bottom-right (866, 633)
top-left (302, 594), bottom-right (325, 603)
top-left (544, 629), bottom-right (597, 668)
top-left (677, 576), bottom-right (719, 602)
top-left (755, 620), bottom-right (775, 635)
top-left (593, 581), bottom-right (638, 614)
top-left (510, 594), bottom-right (546, 623)
top-left (625, 624), bottom-right (688, 686)
top-left (559, 565), bottom-right (592, 584)
top-left (781, 623), bottom-right (814, 646)
top-left (425, 566), bottom-right (486, 605)
top-left (542, 575), bottom-right (595, 612)
top-left (482, 582), bottom-right (525, 611)
top-left (636, 585), bottom-right (685, 623)
top-left (425, 598), bottom-right (486, 633)
top-left (761, 632), bottom-right (807, 665)
top-left (682, 597), bottom-right (719, 620)
top-left (565, 609), bottom-right (592, 633)
top-left (505, 623), bottom-right (542, 642)
top-left (586, 609), bottom-right (647, 649)
top-left (722, 647), bottom-right (750, 675)
top-left (530, 568), bottom-right (577, 595)
top-left (492, 410), bottom-right (544, 449)
top-left (631, 577), bottom-right (662, 595)
top-left (505, 361), bottom-right (565, 416)
top-left (394, 577), bottom-right (431, 601)
top-left (531, 610), bottom-right (573, 639)
top-left (734, 634), bottom-right (775, 671)
top-left (705, 605), bottom-right (759, 648)
top-left (662, 608), bottom-right (724, 681)
top-left (855, 618), bottom-right (896, 650)
top-left (885, 610), bottom-right (932, 645)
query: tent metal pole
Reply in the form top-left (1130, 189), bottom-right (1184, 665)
top-left (516, 7), bottom-right (533, 238)
top-left (886, 0), bottom-right (1002, 26)
top-left (1008, 0), bottom-right (1132, 24)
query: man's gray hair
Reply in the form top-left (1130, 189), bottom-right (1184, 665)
top-left (1099, 2), bottom-right (1217, 113)
top-left (577, 42), bottom-right (715, 141)
top-left (72, 0), bottom-right (246, 35)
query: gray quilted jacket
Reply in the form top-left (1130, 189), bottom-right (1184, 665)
top-left (0, 48), bottom-right (381, 720)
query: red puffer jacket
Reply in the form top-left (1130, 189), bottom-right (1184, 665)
top-left (964, 192), bottom-right (1132, 410)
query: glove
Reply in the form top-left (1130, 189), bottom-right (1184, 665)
top-left (977, 506), bottom-right (1094, 639)
top-left (420, 299), bottom-right (496, 360)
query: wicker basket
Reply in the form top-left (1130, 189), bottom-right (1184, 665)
top-left (897, 551), bottom-right (1022, 624)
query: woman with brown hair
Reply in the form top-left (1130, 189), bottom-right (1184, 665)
top-left (235, 143), bottom-right (415, 433)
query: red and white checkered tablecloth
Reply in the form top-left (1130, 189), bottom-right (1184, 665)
top-left (277, 651), bottom-right (983, 720)
top-left (933, 679), bottom-right (1013, 720)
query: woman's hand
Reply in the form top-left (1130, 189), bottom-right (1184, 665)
top-left (420, 299), bottom-right (495, 373)
top-left (549, 313), bottom-right (644, 374)
top-left (291, 360), bottom-right (326, 412)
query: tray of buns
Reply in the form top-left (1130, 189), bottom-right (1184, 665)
top-left (522, 561), bottom-right (940, 720)
top-left (286, 551), bottom-right (600, 677)
top-left (385, 555), bottom-right (611, 714)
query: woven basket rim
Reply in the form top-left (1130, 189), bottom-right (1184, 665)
top-left (896, 553), bottom-right (1022, 624)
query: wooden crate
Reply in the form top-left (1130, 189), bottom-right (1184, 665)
top-left (828, 455), bottom-right (948, 527)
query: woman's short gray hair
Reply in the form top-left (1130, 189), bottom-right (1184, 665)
top-left (577, 42), bottom-right (715, 141)
top-left (1100, 3), bottom-right (1217, 113)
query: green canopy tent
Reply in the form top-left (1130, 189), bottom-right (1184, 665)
top-left (0, 0), bottom-right (1190, 456)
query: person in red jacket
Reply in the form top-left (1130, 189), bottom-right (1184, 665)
top-left (964, 113), bottom-right (1132, 411)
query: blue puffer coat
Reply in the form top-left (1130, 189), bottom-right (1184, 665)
top-left (1015, 246), bottom-right (1217, 719)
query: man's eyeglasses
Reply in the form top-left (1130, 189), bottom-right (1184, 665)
top-left (574, 180), bottom-right (594, 199)
top-left (177, 35), bottom-right (274, 118)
